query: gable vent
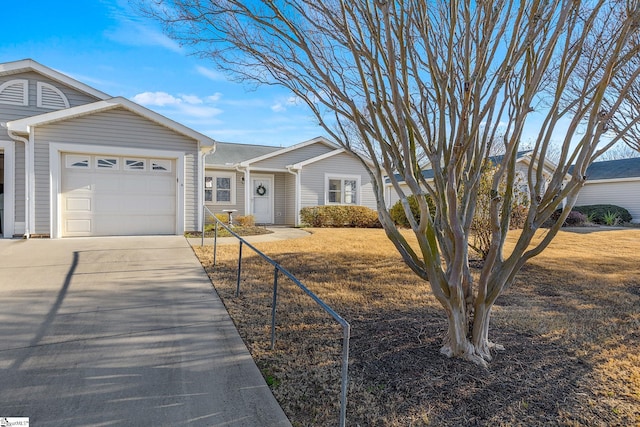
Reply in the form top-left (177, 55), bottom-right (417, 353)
top-left (37, 82), bottom-right (70, 110)
top-left (0, 79), bottom-right (28, 106)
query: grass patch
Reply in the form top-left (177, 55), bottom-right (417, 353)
top-left (185, 225), bottom-right (272, 238)
top-left (193, 228), bottom-right (640, 426)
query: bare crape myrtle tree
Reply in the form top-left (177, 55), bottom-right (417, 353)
top-left (141, 0), bottom-right (640, 366)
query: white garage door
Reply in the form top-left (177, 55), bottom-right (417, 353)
top-left (61, 153), bottom-right (176, 237)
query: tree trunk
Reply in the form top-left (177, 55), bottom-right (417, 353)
top-left (440, 302), bottom-right (486, 366)
top-left (471, 302), bottom-right (504, 362)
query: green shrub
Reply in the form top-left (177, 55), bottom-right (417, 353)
top-left (389, 195), bottom-right (436, 227)
top-left (299, 205), bottom-right (381, 228)
top-left (572, 205), bottom-right (632, 224)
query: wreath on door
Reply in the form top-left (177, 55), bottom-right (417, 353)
top-left (256, 184), bottom-right (267, 196)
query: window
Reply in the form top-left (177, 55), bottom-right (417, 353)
top-left (151, 159), bottom-right (171, 172)
top-left (125, 158), bottom-right (146, 171)
top-left (66, 154), bottom-right (90, 168)
top-left (205, 172), bottom-right (236, 204)
top-left (96, 158), bottom-right (118, 169)
top-left (326, 175), bottom-right (359, 205)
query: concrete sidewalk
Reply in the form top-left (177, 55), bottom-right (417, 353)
top-left (0, 236), bottom-right (291, 426)
top-left (189, 226), bottom-right (311, 246)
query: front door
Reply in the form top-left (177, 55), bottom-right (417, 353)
top-left (251, 175), bottom-right (273, 224)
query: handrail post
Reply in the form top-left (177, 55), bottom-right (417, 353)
top-left (213, 221), bottom-right (218, 267)
top-left (270, 267), bottom-right (279, 350)
top-left (236, 241), bottom-right (243, 297)
top-left (339, 324), bottom-right (351, 427)
top-left (201, 205), bottom-right (206, 247)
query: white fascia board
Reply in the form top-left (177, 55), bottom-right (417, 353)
top-left (0, 59), bottom-right (111, 100)
top-left (290, 148), bottom-right (346, 169)
top-left (6, 96), bottom-right (216, 146)
top-left (239, 136), bottom-right (339, 166)
top-left (585, 176), bottom-right (640, 184)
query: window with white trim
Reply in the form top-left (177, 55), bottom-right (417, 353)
top-left (326, 175), bottom-right (359, 205)
top-left (151, 159), bottom-right (171, 172)
top-left (204, 172), bottom-right (236, 204)
top-left (125, 158), bottom-right (146, 171)
top-left (66, 154), bottom-right (90, 168)
top-left (96, 157), bottom-right (118, 169)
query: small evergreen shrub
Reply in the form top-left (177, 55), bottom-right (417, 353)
top-left (572, 204), bottom-right (632, 224)
top-left (299, 205), bottom-right (381, 228)
top-left (389, 195), bottom-right (436, 227)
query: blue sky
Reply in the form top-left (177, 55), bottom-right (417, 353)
top-left (0, 0), bottom-right (325, 147)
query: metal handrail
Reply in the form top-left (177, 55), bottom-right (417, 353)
top-left (200, 206), bottom-right (351, 427)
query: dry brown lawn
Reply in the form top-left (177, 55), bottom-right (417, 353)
top-left (193, 227), bottom-right (640, 427)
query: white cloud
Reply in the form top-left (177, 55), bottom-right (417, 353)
top-left (271, 95), bottom-right (304, 113)
top-left (271, 103), bottom-right (286, 113)
top-left (196, 66), bottom-right (227, 81)
top-left (104, 18), bottom-right (182, 53)
top-left (132, 91), bottom-right (182, 106)
top-left (132, 91), bottom-right (223, 119)
top-left (181, 94), bottom-right (203, 105)
top-left (207, 93), bottom-right (223, 103)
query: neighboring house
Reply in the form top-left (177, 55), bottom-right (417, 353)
top-left (204, 137), bottom-right (377, 225)
top-left (384, 151), bottom-right (558, 207)
top-left (574, 157), bottom-right (640, 223)
top-left (0, 59), bottom-right (215, 238)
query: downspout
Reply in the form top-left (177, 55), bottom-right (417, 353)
top-left (200, 143), bottom-right (217, 230)
top-left (286, 165), bottom-right (301, 226)
top-left (7, 128), bottom-right (31, 238)
top-left (236, 165), bottom-right (249, 216)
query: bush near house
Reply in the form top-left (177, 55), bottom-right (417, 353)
top-left (545, 209), bottom-right (588, 227)
top-left (389, 195), bottom-right (437, 227)
top-left (572, 204), bottom-right (632, 225)
top-left (299, 205), bottom-right (381, 228)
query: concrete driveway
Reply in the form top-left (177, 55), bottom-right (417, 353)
top-left (0, 236), bottom-right (291, 427)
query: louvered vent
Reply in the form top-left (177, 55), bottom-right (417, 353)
top-left (37, 82), bottom-right (70, 110)
top-left (0, 79), bottom-right (28, 106)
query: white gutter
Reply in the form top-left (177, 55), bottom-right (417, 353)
top-left (286, 165), bottom-right (301, 226)
top-left (7, 128), bottom-right (31, 238)
top-left (236, 165), bottom-right (250, 216)
top-left (200, 143), bottom-right (217, 230)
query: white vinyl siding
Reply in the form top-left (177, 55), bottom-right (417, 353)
top-left (299, 152), bottom-right (377, 210)
top-left (575, 179), bottom-right (640, 223)
top-left (0, 72), bottom-right (99, 114)
top-left (273, 173), bottom-right (287, 225)
top-left (284, 172), bottom-right (297, 225)
top-left (32, 107), bottom-right (199, 234)
top-left (251, 142), bottom-right (334, 169)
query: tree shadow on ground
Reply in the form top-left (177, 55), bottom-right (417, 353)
top-left (203, 245), bottom-right (639, 426)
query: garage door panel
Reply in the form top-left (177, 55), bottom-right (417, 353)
top-left (62, 172), bottom-right (92, 192)
top-left (65, 197), bottom-right (92, 212)
top-left (61, 154), bottom-right (177, 237)
top-left (65, 219), bottom-right (92, 234)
